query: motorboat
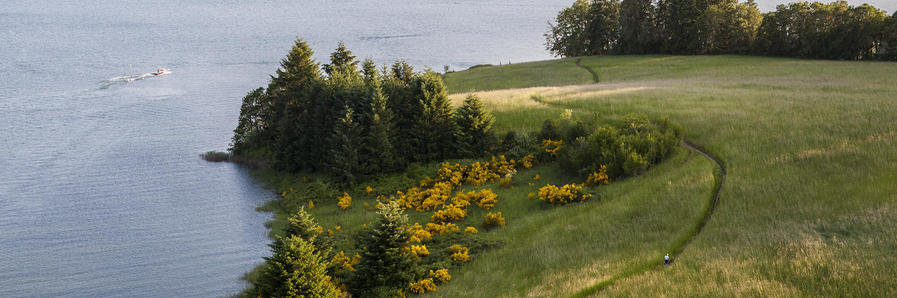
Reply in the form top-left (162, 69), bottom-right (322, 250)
top-left (153, 68), bottom-right (171, 76)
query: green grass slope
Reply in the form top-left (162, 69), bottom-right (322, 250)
top-left (442, 55), bottom-right (897, 296)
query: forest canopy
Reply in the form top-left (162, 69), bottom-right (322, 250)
top-left (545, 0), bottom-right (897, 60)
top-left (230, 40), bottom-right (496, 183)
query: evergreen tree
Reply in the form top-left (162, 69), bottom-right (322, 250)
top-left (360, 60), bottom-right (396, 174)
top-left (383, 61), bottom-right (421, 166)
top-left (414, 71), bottom-right (458, 161)
top-left (268, 38), bottom-right (321, 97)
top-left (619, 0), bottom-right (658, 54)
top-left (269, 38), bottom-right (322, 171)
top-left (347, 202), bottom-right (417, 297)
top-left (454, 95), bottom-right (495, 157)
top-left (255, 235), bottom-right (340, 298)
top-left (324, 41), bottom-right (360, 76)
top-left (284, 207), bottom-right (332, 258)
top-left (328, 107), bottom-right (362, 184)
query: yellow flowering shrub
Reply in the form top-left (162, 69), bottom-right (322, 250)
top-left (409, 278), bottom-right (437, 294)
top-left (537, 184), bottom-right (592, 205)
top-left (542, 139), bottom-right (563, 156)
top-left (464, 226), bottom-right (478, 234)
top-left (365, 186), bottom-right (374, 194)
top-left (449, 193), bottom-right (472, 208)
top-left (464, 161), bottom-right (501, 185)
top-left (532, 174), bottom-right (540, 180)
top-left (482, 212), bottom-right (506, 229)
top-left (431, 204), bottom-right (467, 223)
top-left (449, 244), bottom-right (470, 263)
top-left (472, 189), bottom-right (498, 210)
top-left (330, 251), bottom-right (360, 272)
top-left (307, 200), bottom-right (315, 209)
top-left (407, 223), bottom-right (433, 243)
top-left (436, 162), bottom-right (465, 188)
top-left (407, 245), bottom-right (430, 257)
top-left (488, 155), bottom-right (517, 177)
top-left (584, 165), bottom-right (611, 186)
top-left (425, 222), bottom-right (459, 235)
top-left (520, 154), bottom-right (536, 168)
top-left (337, 192), bottom-right (352, 210)
top-left (430, 269), bottom-right (451, 283)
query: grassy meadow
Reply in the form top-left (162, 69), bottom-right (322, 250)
top-left (441, 55), bottom-right (897, 296)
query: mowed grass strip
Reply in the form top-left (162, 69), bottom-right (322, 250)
top-left (443, 55), bottom-right (897, 296)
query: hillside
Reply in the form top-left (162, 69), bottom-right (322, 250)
top-left (440, 55), bottom-right (897, 296)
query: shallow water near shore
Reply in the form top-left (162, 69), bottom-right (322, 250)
top-left (0, 0), bottom-right (567, 296)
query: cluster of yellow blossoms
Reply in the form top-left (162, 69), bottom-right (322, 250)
top-left (408, 278), bottom-right (437, 294)
top-left (449, 244), bottom-right (470, 263)
top-left (337, 192), bottom-right (352, 210)
top-left (584, 165), bottom-right (611, 186)
top-left (330, 250), bottom-right (360, 272)
top-left (482, 212), bottom-right (506, 229)
top-left (407, 245), bottom-right (430, 257)
top-left (425, 222), bottom-right (459, 235)
top-left (542, 139), bottom-right (563, 156)
top-left (533, 184), bottom-right (592, 205)
top-left (464, 226), bottom-right (478, 234)
top-left (394, 182), bottom-right (453, 212)
top-left (429, 269), bottom-right (451, 283)
top-left (431, 204), bottom-right (467, 223)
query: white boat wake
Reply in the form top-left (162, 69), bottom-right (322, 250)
top-left (101, 68), bottom-right (171, 88)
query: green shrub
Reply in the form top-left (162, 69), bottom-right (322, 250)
top-left (559, 114), bottom-right (682, 179)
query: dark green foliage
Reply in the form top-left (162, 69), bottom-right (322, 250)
top-left (413, 71), bottom-right (459, 161)
top-left (656, 0), bottom-right (712, 54)
top-left (881, 13), bottom-right (897, 60)
top-left (454, 95), bottom-right (495, 157)
top-left (347, 202), bottom-right (418, 297)
top-left (545, 0), bottom-right (895, 60)
top-left (254, 235), bottom-right (340, 298)
top-left (231, 41), bottom-right (487, 184)
top-left (586, 0), bottom-right (622, 55)
top-left (360, 60), bottom-right (396, 174)
top-left (558, 115), bottom-right (683, 178)
top-left (539, 119), bottom-right (561, 141)
top-left (328, 108), bottom-right (363, 184)
top-left (619, 0), bottom-right (658, 54)
top-left (754, 2), bottom-right (889, 60)
top-left (699, 0), bottom-right (762, 54)
top-left (230, 87), bottom-right (270, 154)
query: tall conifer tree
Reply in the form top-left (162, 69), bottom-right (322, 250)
top-left (347, 202), bottom-right (417, 297)
top-left (454, 95), bottom-right (495, 157)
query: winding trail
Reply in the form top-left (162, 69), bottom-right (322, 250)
top-left (676, 140), bottom-right (726, 261)
top-left (568, 141), bottom-right (726, 297)
top-left (535, 60), bottom-right (727, 297)
top-left (575, 58), bottom-right (600, 83)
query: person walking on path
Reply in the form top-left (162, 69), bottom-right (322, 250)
top-left (664, 254), bottom-right (671, 266)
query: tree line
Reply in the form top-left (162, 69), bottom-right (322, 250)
top-left (546, 0), bottom-right (897, 60)
top-left (231, 39), bottom-right (495, 183)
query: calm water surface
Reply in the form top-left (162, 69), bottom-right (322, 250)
top-left (0, 0), bottom-right (568, 296)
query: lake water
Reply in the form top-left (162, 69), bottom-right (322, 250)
top-left (0, 0), bottom-right (568, 296)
